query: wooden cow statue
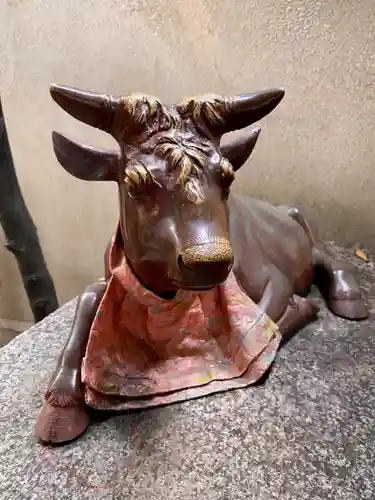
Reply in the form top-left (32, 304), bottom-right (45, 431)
top-left (35, 84), bottom-right (367, 445)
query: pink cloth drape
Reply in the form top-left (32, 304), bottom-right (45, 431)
top-left (81, 225), bottom-right (282, 410)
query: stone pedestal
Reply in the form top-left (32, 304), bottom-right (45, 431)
top-left (0, 244), bottom-right (374, 500)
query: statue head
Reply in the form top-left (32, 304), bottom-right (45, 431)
top-left (50, 84), bottom-right (284, 297)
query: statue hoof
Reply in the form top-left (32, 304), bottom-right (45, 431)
top-left (35, 402), bottom-right (90, 445)
top-left (328, 298), bottom-right (368, 321)
top-left (327, 270), bottom-right (369, 320)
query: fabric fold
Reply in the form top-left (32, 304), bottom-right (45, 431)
top-left (81, 223), bottom-right (282, 411)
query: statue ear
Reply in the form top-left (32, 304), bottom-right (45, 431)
top-left (52, 131), bottom-right (119, 182)
top-left (220, 127), bottom-right (261, 172)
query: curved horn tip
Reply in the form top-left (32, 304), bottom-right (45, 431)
top-left (50, 83), bottom-right (61, 100)
top-left (50, 82), bottom-right (60, 92)
top-left (49, 83), bottom-right (85, 100)
top-left (50, 82), bottom-right (70, 95)
top-left (51, 130), bottom-right (74, 154)
top-left (51, 129), bottom-right (65, 144)
top-left (273, 87), bottom-right (285, 96)
top-left (276, 88), bottom-right (285, 100)
top-left (262, 87), bottom-right (285, 101)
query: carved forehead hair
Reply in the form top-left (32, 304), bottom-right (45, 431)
top-left (153, 135), bottom-right (230, 183)
top-left (120, 93), bottom-right (233, 193)
top-left (178, 93), bottom-right (231, 128)
top-left (119, 93), bottom-right (177, 136)
top-left (115, 92), bottom-right (231, 144)
top-left (125, 92), bottom-right (230, 121)
top-left (125, 131), bottom-right (232, 205)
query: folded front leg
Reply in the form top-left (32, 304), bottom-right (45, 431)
top-left (256, 270), bottom-right (294, 323)
top-left (35, 280), bottom-right (107, 445)
top-left (278, 295), bottom-right (319, 346)
top-left (256, 271), bottom-right (318, 341)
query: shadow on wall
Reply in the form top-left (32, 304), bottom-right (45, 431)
top-left (241, 188), bottom-right (375, 259)
top-left (0, 97), bottom-right (59, 327)
top-left (303, 200), bottom-right (374, 256)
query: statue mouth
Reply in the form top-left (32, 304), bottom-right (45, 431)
top-left (183, 284), bottom-right (216, 291)
top-left (171, 279), bottom-right (225, 292)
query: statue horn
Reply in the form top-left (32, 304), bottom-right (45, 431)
top-left (178, 88), bottom-right (284, 136)
top-left (50, 83), bottom-right (122, 134)
top-left (223, 88), bottom-right (285, 133)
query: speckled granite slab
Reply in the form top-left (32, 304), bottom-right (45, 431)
top-left (0, 244), bottom-right (374, 500)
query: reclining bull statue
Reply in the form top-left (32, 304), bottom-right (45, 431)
top-left (35, 84), bottom-right (368, 445)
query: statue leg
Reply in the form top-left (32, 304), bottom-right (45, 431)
top-left (285, 207), bottom-right (368, 320)
top-left (253, 269), bottom-right (318, 340)
top-left (278, 295), bottom-right (319, 345)
top-left (35, 279), bottom-right (107, 445)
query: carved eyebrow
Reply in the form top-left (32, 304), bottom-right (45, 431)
top-left (124, 160), bottom-right (160, 190)
top-left (184, 177), bottom-right (205, 205)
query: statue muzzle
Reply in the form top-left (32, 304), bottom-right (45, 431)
top-left (178, 238), bottom-right (233, 285)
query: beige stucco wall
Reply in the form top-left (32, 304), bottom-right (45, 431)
top-left (0, 0), bottom-right (374, 322)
